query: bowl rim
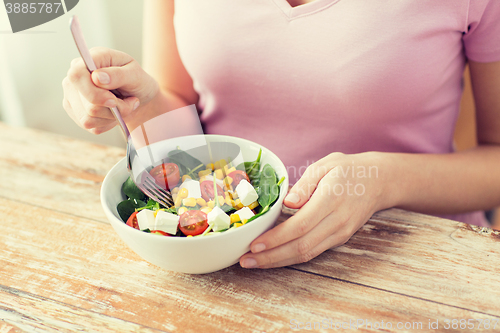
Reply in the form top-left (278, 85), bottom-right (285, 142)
top-left (100, 134), bottom-right (289, 243)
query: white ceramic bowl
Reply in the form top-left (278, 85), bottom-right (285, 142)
top-left (100, 135), bottom-right (288, 274)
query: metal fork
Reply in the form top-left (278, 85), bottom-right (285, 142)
top-left (70, 15), bottom-right (174, 207)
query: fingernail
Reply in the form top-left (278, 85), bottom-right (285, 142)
top-left (97, 72), bottom-right (110, 84)
top-left (133, 100), bottom-right (140, 111)
top-left (104, 99), bottom-right (116, 108)
top-left (241, 258), bottom-right (257, 268)
top-left (252, 243), bottom-right (266, 253)
top-left (285, 192), bottom-right (300, 204)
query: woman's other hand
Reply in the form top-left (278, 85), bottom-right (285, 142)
top-left (240, 152), bottom-right (392, 269)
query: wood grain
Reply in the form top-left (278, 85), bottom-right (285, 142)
top-left (0, 122), bottom-right (123, 222)
top-left (0, 285), bottom-right (163, 333)
top-left (291, 209), bottom-right (500, 314)
top-left (2, 122), bottom-right (500, 332)
top-left (1, 199), bottom-right (498, 332)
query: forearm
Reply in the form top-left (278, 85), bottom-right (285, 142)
top-left (381, 146), bottom-right (500, 214)
top-left (125, 87), bottom-right (190, 131)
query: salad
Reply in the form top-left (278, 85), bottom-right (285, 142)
top-left (117, 147), bottom-right (285, 237)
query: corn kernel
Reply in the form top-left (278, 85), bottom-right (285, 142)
top-left (183, 197), bottom-right (197, 207)
top-left (226, 166), bottom-right (236, 174)
top-left (177, 207), bottom-right (188, 215)
top-left (207, 200), bottom-right (215, 209)
top-left (174, 196), bottom-right (183, 208)
top-left (225, 195), bottom-right (232, 206)
top-left (201, 206), bottom-right (212, 214)
top-left (214, 159), bottom-right (227, 170)
top-left (199, 176), bottom-right (206, 182)
top-left (187, 235), bottom-right (193, 238)
top-left (233, 222), bottom-right (243, 228)
top-left (214, 169), bottom-right (223, 180)
top-left (206, 163), bottom-right (214, 171)
top-left (198, 169), bottom-right (212, 178)
top-left (218, 195), bottom-right (225, 205)
top-left (196, 198), bottom-right (207, 207)
top-left (171, 187), bottom-right (179, 194)
top-left (230, 190), bottom-right (238, 199)
top-left (234, 198), bottom-right (244, 209)
top-left (178, 188), bottom-right (189, 199)
top-left (241, 219), bottom-right (248, 224)
top-left (247, 201), bottom-right (259, 210)
top-left (224, 176), bottom-right (233, 186)
top-left (230, 214), bottom-right (241, 223)
top-left (182, 174), bottom-right (192, 182)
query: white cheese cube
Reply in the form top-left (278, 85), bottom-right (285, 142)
top-left (154, 210), bottom-right (179, 235)
top-left (179, 179), bottom-right (201, 199)
top-left (236, 207), bottom-right (255, 221)
top-left (137, 209), bottom-right (155, 230)
top-left (235, 179), bottom-right (259, 206)
top-left (207, 206), bottom-right (230, 232)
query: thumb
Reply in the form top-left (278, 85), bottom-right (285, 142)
top-left (284, 164), bottom-right (328, 209)
top-left (91, 62), bottom-right (140, 92)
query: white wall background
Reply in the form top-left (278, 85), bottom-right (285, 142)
top-left (0, 0), bottom-right (143, 148)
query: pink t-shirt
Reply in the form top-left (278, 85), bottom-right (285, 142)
top-left (173, 0), bottom-right (500, 226)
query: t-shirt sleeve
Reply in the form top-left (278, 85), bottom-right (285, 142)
top-left (463, 0), bottom-right (500, 63)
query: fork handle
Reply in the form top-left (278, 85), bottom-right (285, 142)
top-left (69, 15), bottom-right (130, 139)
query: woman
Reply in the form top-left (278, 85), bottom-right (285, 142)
top-left (62, 0), bottom-right (500, 269)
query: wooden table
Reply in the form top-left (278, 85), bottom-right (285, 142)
top-left (0, 122), bottom-right (499, 333)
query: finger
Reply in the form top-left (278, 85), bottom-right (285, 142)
top-left (241, 210), bottom-right (350, 268)
top-left (256, 230), bottom-right (351, 269)
top-left (67, 58), bottom-right (119, 108)
top-left (64, 79), bottom-right (117, 131)
top-left (88, 47), bottom-right (134, 69)
top-left (249, 172), bottom-right (341, 254)
top-left (284, 155), bottom-right (343, 209)
top-left (62, 97), bottom-right (79, 125)
top-left (91, 60), bottom-right (141, 92)
top-left (115, 96), bottom-right (141, 119)
top-left (78, 96), bottom-right (139, 132)
top-left (80, 96), bottom-right (116, 120)
top-left (63, 77), bottom-right (88, 125)
top-left (79, 91), bottom-right (140, 120)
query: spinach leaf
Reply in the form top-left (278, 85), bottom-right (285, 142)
top-left (236, 148), bottom-right (262, 186)
top-left (245, 205), bottom-right (270, 224)
top-left (164, 206), bottom-right (177, 214)
top-left (167, 148), bottom-right (204, 176)
top-left (136, 198), bottom-right (160, 212)
top-left (257, 164), bottom-right (279, 208)
top-left (122, 176), bottom-right (146, 201)
top-left (117, 198), bottom-right (146, 222)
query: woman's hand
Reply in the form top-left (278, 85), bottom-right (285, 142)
top-left (240, 152), bottom-right (392, 269)
top-left (62, 47), bottom-right (159, 134)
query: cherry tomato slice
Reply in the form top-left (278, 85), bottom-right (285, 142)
top-left (149, 163), bottom-right (180, 190)
top-left (200, 181), bottom-right (224, 202)
top-left (179, 210), bottom-right (209, 236)
top-left (126, 211), bottom-right (139, 230)
top-left (228, 170), bottom-right (250, 188)
top-left (150, 230), bottom-right (171, 236)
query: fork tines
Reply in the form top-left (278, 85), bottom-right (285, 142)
top-left (142, 176), bottom-right (174, 208)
